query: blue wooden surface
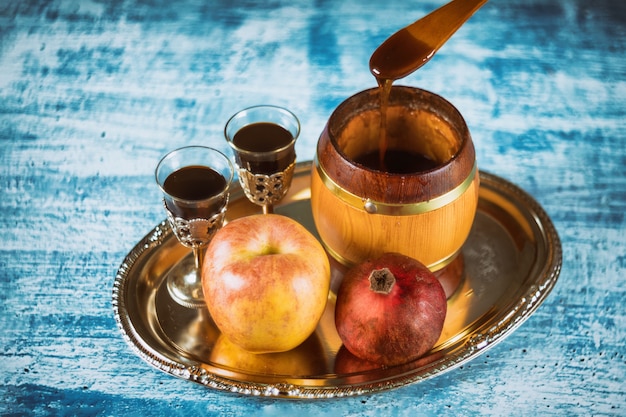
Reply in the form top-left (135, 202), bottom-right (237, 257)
top-left (1, 0), bottom-right (624, 415)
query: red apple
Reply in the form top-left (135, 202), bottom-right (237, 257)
top-left (335, 252), bottom-right (447, 366)
top-left (202, 214), bottom-right (331, 353)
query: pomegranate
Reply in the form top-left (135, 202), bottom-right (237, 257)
top-left (334, 252), bottom-right (447, 366)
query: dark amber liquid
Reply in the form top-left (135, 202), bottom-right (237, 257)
top-left (354, 149), bottom-right (439, 174)
top-left (232, 122), bottom-right (295, 174)
top-left (370, 29), bottom-right (434, 81)
top-left (163, 165), bottom-right (227, 218)
top-left (370, 30), bottom-right (435, 170)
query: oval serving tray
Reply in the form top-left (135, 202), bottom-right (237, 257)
top-left (112, 161), bottom-right (561, 399)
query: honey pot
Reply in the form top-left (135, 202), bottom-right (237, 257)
top-left (311, 86), bottom-right (479, 272)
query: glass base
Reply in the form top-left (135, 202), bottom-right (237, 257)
top-left (165, 254), bottom-right (206, 309)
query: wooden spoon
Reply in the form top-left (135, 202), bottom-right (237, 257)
top-left (370, 0), bottom-right (488, 82)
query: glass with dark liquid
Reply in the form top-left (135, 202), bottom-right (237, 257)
top-left (156, 146), bottom-right (233, 308)
top-left (162, 165), bottom-right (228, 220)
top-left (225, 105), bottom-right (300, 214)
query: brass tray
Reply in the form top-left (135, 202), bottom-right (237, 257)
top-left (112, 161), bottom-right (561, 399)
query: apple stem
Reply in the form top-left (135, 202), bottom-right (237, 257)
top-left (369, 268), bottom-right (396, 294)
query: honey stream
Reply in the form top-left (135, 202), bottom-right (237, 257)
top-left (369, 0), bottom-right (488, 169)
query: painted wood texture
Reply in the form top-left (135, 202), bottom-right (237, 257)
top-left (1, 0), bottom-right (624, 415)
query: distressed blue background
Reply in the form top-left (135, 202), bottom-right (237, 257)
top-left (1, 0), bottom-right (625, 415)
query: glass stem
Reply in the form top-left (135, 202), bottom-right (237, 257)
top-left (193, 245), bottom-right (206, 279)
top-left (263, 204), bottom-right (273, 215)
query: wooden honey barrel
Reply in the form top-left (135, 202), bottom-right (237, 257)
top-left (311, 86), bottom-right (479, 271)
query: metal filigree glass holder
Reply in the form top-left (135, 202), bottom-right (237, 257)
top-left (155, 146), bottom-right (233, 309)
top-left (225, 105), bottom-right (300, 214)
top-left (163, 201), bottom-right (227, 308)
top-left (237, 162), bottom-right (295, 214)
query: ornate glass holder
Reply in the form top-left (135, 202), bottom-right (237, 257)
top-left (164, 201), bottom-right (227, 248)
top-left (236, 161), bottom-right (296, 213)
top-left (155, 146), bottom-right (233, 309)
top-left (225, 105), bottom-right (300, 214)
top-left (163, 201), bottom-right (227, 307)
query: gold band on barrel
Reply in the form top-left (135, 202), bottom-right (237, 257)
top-left (314, 156), bottom-right (477, 216)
